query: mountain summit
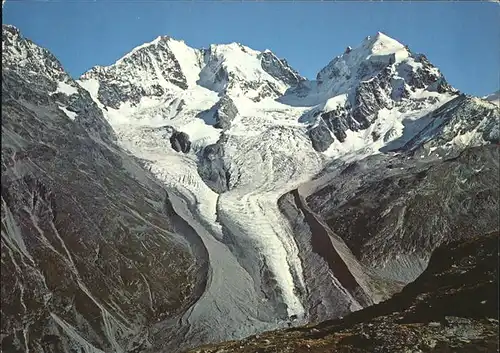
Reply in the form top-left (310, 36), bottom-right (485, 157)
top-left (80, 36), bottom-right (305, 111)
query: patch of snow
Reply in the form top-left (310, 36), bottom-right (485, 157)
top-left (176, 118), bottom-right (221, 148)
top-left (77, 78), bottom-right (100, 102)
top-left (58, 106), bottom-right (77, 121)
top-left (55, 81), bottom-right (79, 96)
top-left (451, 129), bottom-right (482, 147)
top-left (321, 94), bottom-right (348, 112)
top-left (316, 32), bottom-right (410, 97)
top-left (366, 32), bottom-right (408, 58)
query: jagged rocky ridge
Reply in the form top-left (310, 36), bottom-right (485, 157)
top-left (187, 232), bottom-right (499, 353)
top-left (2, 23), bottom-right (499, 353)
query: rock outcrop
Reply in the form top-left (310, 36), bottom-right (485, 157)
top-left (259, 50), bottom-right (305, 87)
top-left (213, 95), bottom-right (239, 130)
top-left (308, 122), bottom-right (335, 152)
top-left (170, 130), bottom-right (191, 153)
top-left (197, 135), bottom-right (230, 193)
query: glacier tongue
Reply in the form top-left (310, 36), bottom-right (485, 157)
top-left (112, 120), bottom-right (318, 350)
top-left (218, 125), bottom-right (324, 317)
top-left (91, 86), bottom-right (327, 348)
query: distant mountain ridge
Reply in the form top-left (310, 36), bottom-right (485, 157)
top-left (484, 90), bottom-right (500, 106)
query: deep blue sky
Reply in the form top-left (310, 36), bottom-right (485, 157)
top-left (3, 1), bottom-right (499, 96)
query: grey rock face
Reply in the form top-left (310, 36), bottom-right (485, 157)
top-left (278, 191), bottom-right (398, 323)
top-left (197, 136), bottom-right (230, 193)
top-left (320, 107), bottom-right (350, 143)
top-left (406, 53), bottom-right (455, 93)
top-left (351, 67), bottom-right (394, 128)
top-left (213, 95), bottom-right (239, 130)
top-left (259, 51), bottom-right (305, 87)
top-left (311, 64), bottom-right (424, 152)
top-left (398, 95), bottom-right (500, 153)
top-left (310, 81), bottom-right (390, 150)
top-left (308, 123), bottom-right (335, 152)
top-left (170, 130), bottom-right (191, 153)
top-left (1, 25), bottom-right (208, 353)
top-left (186, 233), bottom-right (499, 353)
top-left (2, 25), bottom-right (116, 142)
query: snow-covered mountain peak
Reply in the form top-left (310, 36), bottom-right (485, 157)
top-left (287, 31), bottom-right (460, 153)
top-left (306, 31), bottom-right (458, 114)
top-left (362, 31), bottom-right (406, 55)
top-left (198, 42), bottom-right (302, 99)
top-left (79, 35), bottom-right (305, 111)
top-left (3, 23), bottom-right (82, 101)
top-left (2, 24), bottom-right (66, 79)
top-left (114, 35), bottom-right (172, 64)
top-left (207, 42), bottom-right (260, 56)
top-left (76, 30), bottom-right (461, 156)
top-left (83, 33), bottom-right (203, 87)
top-left (2, 24), bottom-right (115, 141)
top-left (79, 35), bottom-right (205, 109)
top-left (316, 32), bottom-right (410, 95)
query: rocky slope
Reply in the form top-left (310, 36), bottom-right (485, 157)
top-left (2, 23), bottom-right (499, 353)
top-left (1, 25), bottom-right (208, 353)
top-left (187, 232), bottom-right (499, 353)
top-left (303, 144), bottom-right (499, 284)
